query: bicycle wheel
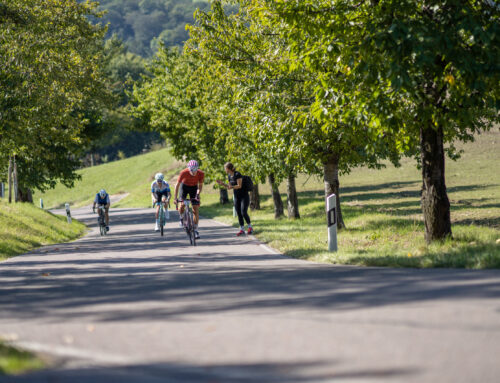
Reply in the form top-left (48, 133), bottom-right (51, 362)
top-left (188, 209), bottom-right (196, 246)
top-left (159, 206), bottom-right (164, 237)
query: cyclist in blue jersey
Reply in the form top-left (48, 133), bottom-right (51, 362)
top-left (93, 189), bottom-right (110, 232)
top-left (151, 173), bottom-right (171, 232)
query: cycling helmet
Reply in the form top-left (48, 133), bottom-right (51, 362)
top-left (187, 160), bottom-right (199, 172)
top-left (99, 189), bottom-right (106, 198)
top-left (155, 172), bottom-right (164, 181)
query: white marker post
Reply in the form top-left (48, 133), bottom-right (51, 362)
top-left (65, 203), bottom-right (72, 224)
top-left (326, 194), bottom-right (338, 252)
top-left (40, 198), bottom-right (44, 209)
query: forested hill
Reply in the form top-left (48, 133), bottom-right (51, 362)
top-left (96, 0), bottom-right (210, 56)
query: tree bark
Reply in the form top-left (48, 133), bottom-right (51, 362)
top-left (420, 124), bottom-right (451, 242)
top-left (268, 173), bottom-right (284, 218)
top-left (323, 153), bottom-right (345, 229)
top-left (13, 156), bottom-right (18, 203)
top-left (8, 157), bottom-right (12, 203)
top-left (17, 187), bottom-right (33, 203)
top-left (286, 174), bottom-right (300, 219)
top-left (250, 183), bottom-right (260, 210)
top-left (219, 188), bottom-right (229, 204)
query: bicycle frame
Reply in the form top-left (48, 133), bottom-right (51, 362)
top-left (97, 205), bottom-right (107, 236)
top-left (180, 199), bottom-right (196, 246)
top-left (154, 199), bottom-right (169, 237)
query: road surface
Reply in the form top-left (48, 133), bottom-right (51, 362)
top-left (0, 206), bottom-right (499, 382)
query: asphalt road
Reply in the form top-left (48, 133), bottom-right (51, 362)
top-left (0, 205), bottom-right (499, 382)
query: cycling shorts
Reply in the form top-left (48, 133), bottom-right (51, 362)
top-left (180, 184), bottom-right (200, 206)
top-left (153, 191), bottom-right (169, 202)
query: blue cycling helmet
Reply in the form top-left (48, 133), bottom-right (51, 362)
top-left (99, 189), bottom-right (106, 198)
top-left (155, 173), bottom-right (164, 181)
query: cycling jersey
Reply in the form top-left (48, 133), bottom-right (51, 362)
top-left (177, 168), bottom-right (204, 187)
top-left (151, 180), bottom-right (170, 194)
top-left (94, 193), bottom-right (110, 205)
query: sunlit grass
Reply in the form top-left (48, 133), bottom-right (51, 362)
top-left (0, 342), bottom-right (44, 375)
top-left (34, 147), bottom-right (183, 209)
top-left (0, 200), bottom-right (86, 260)
top-left (201, 130), bottom-right (500, 268)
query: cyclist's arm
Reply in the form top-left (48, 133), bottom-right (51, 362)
top-left (233, 178), bottom-right (243, 190)
top-left (174, 182), bottom-right (180, 201)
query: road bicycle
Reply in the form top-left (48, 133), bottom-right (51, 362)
top-left (176, 198), bottom-right (197, 246)
top-left (96, 205), bottom-right (107, 236)
top-left (154, 198), bottom-right (170, 237)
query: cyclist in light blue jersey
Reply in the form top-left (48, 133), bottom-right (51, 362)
top-left (151, 173), bottom-right (171, 231)
top-left (93, 189), bottom-right (110, 232)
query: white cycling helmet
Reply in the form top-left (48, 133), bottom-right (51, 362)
top-left (155, 172), bottom-right (164, 181)
top-left (99, 189), bottom-right (106, 198)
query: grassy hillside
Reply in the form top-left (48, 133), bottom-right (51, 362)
top-left (35, 148), bottom-right (182, 209)
top-left (0, 201), bottom-right (86, 260)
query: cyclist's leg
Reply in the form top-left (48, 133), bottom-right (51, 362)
top-left (104, 204), bottom-right (110, 227)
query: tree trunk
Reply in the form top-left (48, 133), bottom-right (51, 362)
top-left (286, 174), bottom-right (300, 219)
top-left (268, 173), bottom-right (284, 218)
top-left (90, 153), bottom-right (95, 167)
top-left (219, 188), bottom-right (229, 204)
top-left (323, 153), bottom-right (345, 229)
top-left (17, 187), bottom-right (33, 203)
top-left (8, 157), bottom-right (12, 203)
top-left (420, 124), bottom-right (451, 242)
top-left (13, 156), bottom-right (18, 203)
top-left (250, 183), bottom-right (260, 210)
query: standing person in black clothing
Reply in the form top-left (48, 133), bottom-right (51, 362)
top-left (217, 162), bottom-right (253, 236)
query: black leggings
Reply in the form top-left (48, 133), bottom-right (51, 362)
top-left (234, 193), bottom-right (251, 227)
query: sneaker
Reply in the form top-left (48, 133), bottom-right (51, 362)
top-left (247, 227), bottom-right (253, 235)
top-left (194, 230), bottom-right (200, 239)
top-left (106, 226), bottom-right (110, 232)
top-left (179, 220), bottom-right (183, 227)
top-left (236, 229), bottom-right (245, 236)
top-left (155, 223), bottom-right (160, 232)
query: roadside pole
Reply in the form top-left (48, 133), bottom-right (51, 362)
top-left (65, 203), bottom-right (72, 224)
top-left (326, 194), bottom-right (338, 252)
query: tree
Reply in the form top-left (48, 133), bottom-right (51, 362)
top-left (256, 0), bottom-right (499, 242)
top-left (0, 0), bottom-right (110, 199)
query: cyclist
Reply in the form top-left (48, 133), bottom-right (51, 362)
top-left (217, 162), bottom-right (253, 236)
top-left (151, 172), bottom-right (171, 232)
top-left (174, 160), bottom-right (204, 239)
top-left (93, 189), bottom-right (110, 232)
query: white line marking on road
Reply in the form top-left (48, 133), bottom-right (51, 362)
top-left (260, 244), bottom-right (279, 254)
top-left (13, 341), bottom-right (131, 365)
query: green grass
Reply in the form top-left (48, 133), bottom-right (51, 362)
top-left (21, 131), bottom-right (500, 268)
top-left (35, 147), bottom-right (183, 209)
top-left (201, 130), bottom-right (500, 268)
top-left (0, 200), bottom-right (86, 260)
top-left (0, 341), bottom-right (44, 375)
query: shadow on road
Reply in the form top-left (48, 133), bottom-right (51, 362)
top-left (0, 359), bottom-right (418, 383)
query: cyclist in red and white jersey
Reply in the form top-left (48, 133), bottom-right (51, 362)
top-left (174, 160), bottom-right (204, 239)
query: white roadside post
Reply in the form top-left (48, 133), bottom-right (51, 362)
top-left (65, 203), bottom-right (72, 224)
top-left (40, 198), bottom-right (44, 209)
top-left (326, 194), bottom-right (338, 252)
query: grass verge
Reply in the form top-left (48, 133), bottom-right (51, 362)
top-left (0, 200), bottom-right (86, 260)
top-left (201, 130), bottom-right (500, 268)
top-left (0, 341), bottom-right (44, 375)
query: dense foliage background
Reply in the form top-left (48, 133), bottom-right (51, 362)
top-left (96, 0), bottom-right (210, 56)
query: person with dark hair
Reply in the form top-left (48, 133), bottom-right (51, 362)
top-left (217, 162), bottom-right (253, 236)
